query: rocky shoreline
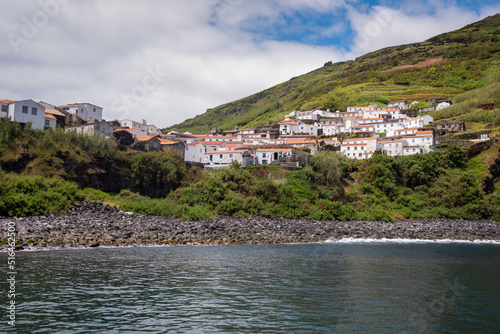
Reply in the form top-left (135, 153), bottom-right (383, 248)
top-left (1, 202), bottom-right (499, 251)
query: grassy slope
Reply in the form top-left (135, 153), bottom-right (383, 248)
top-left (165, 14), bottom-right (500, 133)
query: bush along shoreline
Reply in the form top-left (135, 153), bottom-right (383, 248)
top-left (1, 201), bottom-right (499, 250)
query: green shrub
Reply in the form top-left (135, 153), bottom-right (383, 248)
top-left (0, 172), bottom-right (82, 216)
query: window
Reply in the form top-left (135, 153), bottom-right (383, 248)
top-left (31, 107), bottom-right (37, 115)
top-left (229, 154), bottom-right (233, 159)
top-left (354, 146), bottom-right (357, 150)
top-left (93, 108), bottom-right (96, 112)
top-left (347, 147), bottom-right (350, 150)
top-left (359, 153), bottom-right (363, 157)
top-left (262, 153), bottom-right (266, 158)
top-left (45, 120), bottom-right (50, 126)
top-left (1, 104), bottom-right (7, 112)
top-left (22, 106), bottom-right (28, 114)
top-left (219, 155), bottom-right (223, 159)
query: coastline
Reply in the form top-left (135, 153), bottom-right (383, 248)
top-left (1, 202), bottom-right (499, 251)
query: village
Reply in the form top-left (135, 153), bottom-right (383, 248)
top-left (0, 97), bottom-right (470, 169)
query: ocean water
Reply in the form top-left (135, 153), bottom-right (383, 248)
top-left (1, 241), bottom-right (499, 333)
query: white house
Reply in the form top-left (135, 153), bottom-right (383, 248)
top-left (296, 110), bottom-right (319, 121)
top-left (404, 115), bottom-right (433, 128)
top-left (65, 120), bottom-right (113, 138)
top-left (379, 139), bottom-right (405, 157)
top-left (256, 148), bottom-right (292, 165)
top-left (404, 131), bottom-right (434, 150)
top-left (44, 113), bottom-right (57, 129)
top-left (341, 142), bottom-right (368, 159)
top-left (358, 117), bottom-right (383, 125)
top-left (319, 118), bottom-right (341, 126)
top-left (313, 109), bottom-right (337, 118)
top-left (184, 143), bottom-right (206, 163)
top-left (388, 100), bottom-right (408, 109)
top-left (370, 119), bottom-right (404, 134)
top-left (119, 119), bottom-right (161, 135)
top-left (347, 105), bottom-right (375, 115)
top-left (0, 99), bottom-right (45, 130)
top-left (402, 146), bottom-right (423, 156)
top-left (322, 124), bottom-right (340, 136)
top-left (205, 149), bottom-right (249, 167)
top-left (341, 137), bottom-right (378, 160)
top-left (388, 127), bottom-right (420, 137)
top-left (59, 103), bottom-right (103, 122)
top-left (279, 120), bottom-right (319, 136)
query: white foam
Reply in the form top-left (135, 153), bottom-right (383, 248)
top-left (325, 237), bottom-right (500, 245)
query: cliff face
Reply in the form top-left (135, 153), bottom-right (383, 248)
top-left (165, 14), bottom-right (500, 134)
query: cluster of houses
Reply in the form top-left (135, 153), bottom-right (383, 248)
top-left (1, 97), bottom-right (460, 169)
top-left (0, 99), bottom-right (168, 150)
top-left (176, 100), bottom-right (440, 168)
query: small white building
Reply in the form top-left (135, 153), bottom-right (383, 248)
top-left (322, 124), bottom-right (340, 136)
top-left (358, 118), bottom-right (383, 125)
top-left (205, 149), bottom-right (249, 167)
top-left (119, 119), bottom-right (161, 135)
top-left (379, 139), bottom-right (405, 157)
top-left (402, 146), bottom-right (423, 156)
top-left (388, 100), bottom-right (408, 109)
top-left (341, 137), bottom-right (378, 160)
top-left (370, 120), bottom-right (404, 134)
top-left (184, 142), bottom-right (206, 163)
top-left (256, 148), bottom-right (292, 165)
top-left (404, 131), bottom-right (434, 149)
top-left (436, 102), bottom-right (451, 110)
top-left (59, 103), bottom-right (103, 122)
top-left (341, 142), bottom-right (368, 159)
top-left (65, 120), bottom-right (113, 138)
top-left (279, 120), bottom-right (319, 136)
top-left (404, 115), bottom-right (433, 128)
top-left (296, 110), bottom-right (319, 121)
top-left (313, 109), bottom-right (337, 118)
top-left (388, 127), bottom-right (420, 137)
top-left (44, 113), bottom-right (57, 129)
top-left (347, 105), bottom-right (375, 114)
top-left (0, 99), bottom-right (45, 130)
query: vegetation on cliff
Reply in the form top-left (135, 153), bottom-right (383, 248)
top-left (1, 117), bottom-right (498, 221)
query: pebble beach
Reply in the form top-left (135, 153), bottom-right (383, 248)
top-left (1, 202), bottom-right (499, 250)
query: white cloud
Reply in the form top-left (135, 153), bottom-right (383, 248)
top-left (0, 0), bottom-right (497, 128)
top-left (347, 4), bottom-right (495, 55)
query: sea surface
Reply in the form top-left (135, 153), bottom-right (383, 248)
top-left (1, 241), bottom-right (499, 333)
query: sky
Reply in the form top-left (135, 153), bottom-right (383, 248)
top-left (1, 0), bottom-right (499, 128)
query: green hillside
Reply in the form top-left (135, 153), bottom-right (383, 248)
top-left (165, 14), bottom-right (500, 133)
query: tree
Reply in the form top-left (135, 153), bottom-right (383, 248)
top-left (131, 149), bottom-right (187, 198)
